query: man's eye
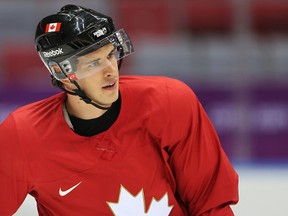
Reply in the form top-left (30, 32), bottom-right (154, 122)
top-left (107, 51), bottom-right (115, 59)
top-left (88, 61), bottom-right (100, 68)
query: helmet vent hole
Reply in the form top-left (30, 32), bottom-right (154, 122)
top-left (67, 41), bottom-right (90, 49)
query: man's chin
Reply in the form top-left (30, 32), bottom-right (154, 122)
top-left (93, 95), bottom-right (119, 109)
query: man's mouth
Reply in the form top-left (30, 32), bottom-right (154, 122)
top-left (102, 82), bottom-right (116, 90)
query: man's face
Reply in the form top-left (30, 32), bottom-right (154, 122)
top-left (72, 43), bottom-right (120, 107)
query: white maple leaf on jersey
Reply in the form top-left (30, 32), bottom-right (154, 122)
top-left (107, 185), bottom-right (173, 216)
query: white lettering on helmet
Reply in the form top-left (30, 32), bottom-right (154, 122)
top-left (93, 27), bottom-right (107, 38)
top-left (43, 48), bottom-right (64, 58)
top-left (116, 32), bottom-right (124, 44)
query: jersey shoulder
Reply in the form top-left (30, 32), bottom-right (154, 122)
top-left (8, 92), bottom-right (65, 124)
top-left (119, 75), bottom-right (197, 103)
top-left (119, 75), bottom-right (187, 87)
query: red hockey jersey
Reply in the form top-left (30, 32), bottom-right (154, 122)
top-left (0, 76), bottom-right (238, 215)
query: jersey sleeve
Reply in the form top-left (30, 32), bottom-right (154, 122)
top-left (0, 114), bottom-right (31, 215)
top-left (162, 79), bottom-right (239, 215)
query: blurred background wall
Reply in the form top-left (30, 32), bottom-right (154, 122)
top-left (0, 0), bottom-right (287, 215)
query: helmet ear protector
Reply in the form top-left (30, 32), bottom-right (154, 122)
top-left (48, 61), bottom-right (67, 80)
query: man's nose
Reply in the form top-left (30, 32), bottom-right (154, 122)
top-left (103, 60), bottom-right (118, 77)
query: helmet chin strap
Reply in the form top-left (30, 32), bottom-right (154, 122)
top-left (70, 79), bottom-right (111, 110)
top-left (54, 78), bottom-right (111, 110)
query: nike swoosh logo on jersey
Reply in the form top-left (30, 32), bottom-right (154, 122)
top-left (59, 181), bottom-right (82, 196)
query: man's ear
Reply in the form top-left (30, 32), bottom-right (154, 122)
top-left (60, 78), bottom-right (71, 85)
top-left (58, 76), bottom-right (76, 92)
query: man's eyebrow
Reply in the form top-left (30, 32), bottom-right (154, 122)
top-left (81, 47), bottom-right (115, 64)
top-left (85, 58), bottom-right (101, 65)
top-left (108, 47), bottom-right (116, 54)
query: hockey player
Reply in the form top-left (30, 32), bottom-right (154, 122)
top-left (0, 4), bottom-right (238, 216)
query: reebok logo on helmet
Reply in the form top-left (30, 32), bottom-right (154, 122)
top-left (43, 48), bottom-right (64, 58)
